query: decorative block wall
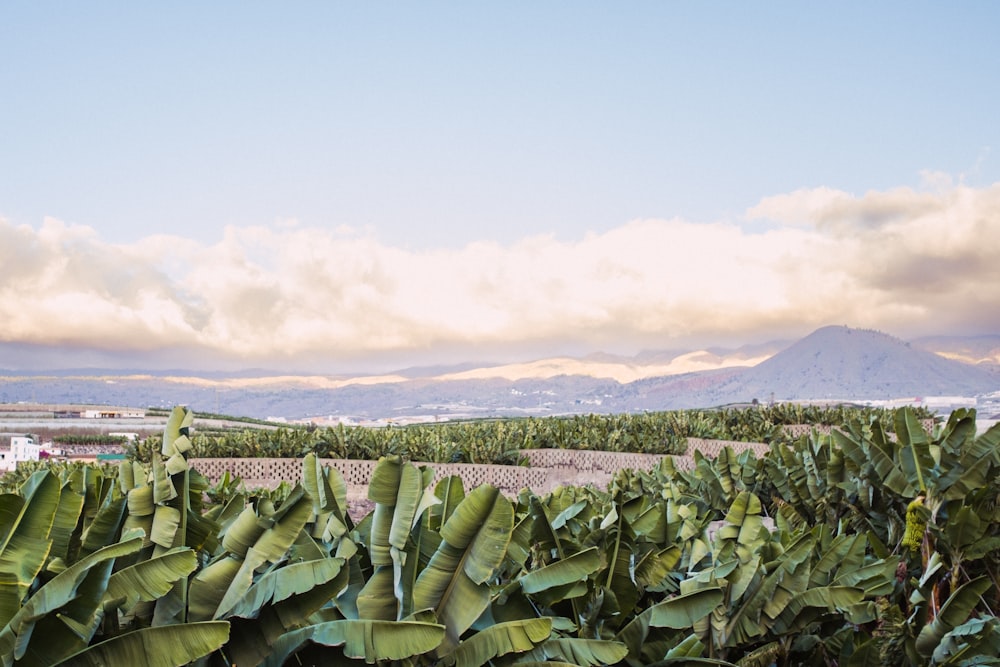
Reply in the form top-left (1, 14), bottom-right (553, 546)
top-left (189, 440), bottom-right (761, 498)
top-left (686, 438), bottom-right (770, 458)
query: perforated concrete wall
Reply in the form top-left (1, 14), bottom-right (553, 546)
top-left (519, 449), bottom-right (694, 474)
top-left (783, 418), bottom-right (934, 439)
top-left (686, 438), bottom-right (770, 458)
top-left (518, 448), bottom-right (589, 469)
top-left (191, 448), bottom-right (728, 497)
top-left (191, 458), bottom-right (552, 496)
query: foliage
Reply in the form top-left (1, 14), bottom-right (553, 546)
top-left (52, 434), bottom-right (130, 447)
top-left (131, 404), bottom-right (933, 465)
top-left (0, 404), bottom-right (994, 666)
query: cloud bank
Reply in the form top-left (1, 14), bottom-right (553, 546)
top-left (2, 175), bottom-right (999, 370)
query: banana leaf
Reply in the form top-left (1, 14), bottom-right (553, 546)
top-left (448, 617), bottom-right (552, 667)
top-left (227, 557), bottom-right (345, 618)
top-left (261, 619), bottom-right (446, 667)
top-left (160, 406), bottom-right (194, 459)
top-left (53, 620), bottom-right (229, 667)
top-left (221, 507), bottom-right (266, 557)
top-left (929, 616), bottom-right (1000, 665)
top-left (651, 587), bottom-right (726, 629)
top-left (209, 487), bottom-right (314, 620)
top-left (615, 587), bottom-right (723, 663)
top-left (0, 536), bottom-right (143, 667)
top-left (49, 476), bottom-right (85, 564)
top-left (519, 638), bottom-right (628, 666)
top-left (223, 566), bottom-right (350, 667)
top-left (635, 546), bottom-right (682, 592)
top-left (356, 565), bottom-right (399, 620)
top-left (412, 484), bottom-right (514, 652)
top-left (104, 547), bottom-right (198, 614)
top-left (518, 547), bottom-right (601, 594)
top-left (771, 586), bottom-right (865, 634)
top-left (915, 575), bottom-right (993, 657)
top-left (429, 475), bottom-right (466, 533)
top-left (833, 428), bottom-right (914, 498)
top-left (0, 472), bottom-right (60, 628)
top-left (366, 457), bottom-right (428, 565)
top-left (895, 408), bottom-right (935, 493)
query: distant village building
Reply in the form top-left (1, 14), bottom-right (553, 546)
top-left (0, 435), bottom-right (41, 471)
top-left (80, 409), bottom-right (145, 419)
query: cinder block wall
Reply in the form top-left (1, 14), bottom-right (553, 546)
top-left (191, 448), bottom-right (717, 496)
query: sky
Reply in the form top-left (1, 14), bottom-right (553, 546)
top-left (1, 2), bottom-right (999, 373)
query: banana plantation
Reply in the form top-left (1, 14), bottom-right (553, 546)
top-left (0, 405), bottom-right (998, 666)
top-left (132, 404), bottom-right (935, 465)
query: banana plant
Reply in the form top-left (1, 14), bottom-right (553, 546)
top-left (0, 470), bottom-right (62, 629)
top-left (0, 533), bottom-right (223, 667)
top-left (412, 483), bottom-right (515, 655)
top-left (678, 492), bottom-right (899, 665)
top-left (356, 455), bottom-right (438, 621)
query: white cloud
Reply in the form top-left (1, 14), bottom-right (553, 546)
top-left (2, 177), bottom-right (999, 368)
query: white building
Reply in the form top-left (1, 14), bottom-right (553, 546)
top-left (81, 409), bottom-right (145, 419)
top-left (0, 435), bottom-right (41, 471)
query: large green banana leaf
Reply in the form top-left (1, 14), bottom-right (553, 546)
top-left (412, 484), bottom-right (514, 652)
top-left (260, 619), bottom-right (446, 667)
top-left (0, 535), bottom-right (143, 667)
top-left (226, 557), bottom-right (346, 618)
top-left (302, 452), bottom-right (336, 515)
top-left (635, 546), bottom-right (682, 593)
top-left (80, 494), bottom-right (128, 555)
top-left (647, 659), bottom-right (739, 667)
top-left (49, 472), bottom-right (85, 564)
top-left (808, 532), bottom-right (865, 588)
top-left (357, 457), bottom-right (437, 620)
top-left (222, 561), bottom-right (350, 667)
top-left (926, 616), bottom-right (1000, 666)
top-left (915, 575), bottom-right (993, 657)
top-left (447, 617), bottom-right (552, 667)
top-left (939, 414), bottom-right (1000, 501)
top-left (650, 588), bottom-right (727, 629)
top-left (518, 637), bottom-right (628, 666)
top-left (615, 587), bottom-right (723, 664)
top-left (770, 585), bottom-right (865, 635)
top-left (894, 408), bottom-right (935, 494)
top-left (430, 475), bottom-right (467, 531)
top-left (0, 472), bottom-right (60, 627)
top-left (188, 555), bottom-right (243, 622)
top-left (103, 546), bottom-right (197, 614)
top-left (53, 620), bottom-right (229, 667)
top-left (715, 492), bottom-right (766, 563)
top-left (160, 405), bottom-right (194, 459)
top-left (302, 453), bottom-right (352, 541)
top-left (367, 456), bottom-right (426, 563)
top-left (220, 506), bottom-right (266, 557)
top-left (356, 565), bottom-right (398, 621)
top-left (834, 426), bottom-right (914, 498)
top-left (518, 547), bottom-right (601, 595)
top-left (147, 407), bottom-right (196, 627)
top-left (209, 485), bottom-right (314, 620)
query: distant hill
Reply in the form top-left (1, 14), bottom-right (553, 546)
top-left (1, 326), bottom-right (998, 420)
top-left (652, 326), bottom-right (999, 407)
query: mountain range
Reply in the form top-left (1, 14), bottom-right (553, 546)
top-left (1, 326), bottom-right (998, 421)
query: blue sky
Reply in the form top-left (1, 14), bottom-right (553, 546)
top-left (1, 2), bottom-right (999, 371)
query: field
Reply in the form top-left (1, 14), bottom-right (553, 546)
top-left (0, 405), bottom-right (997, 666)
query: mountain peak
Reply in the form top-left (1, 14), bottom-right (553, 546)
top-left (805, 325), bottom-right (905, 343)
top-left (730, 325), bottom-right (994, 401)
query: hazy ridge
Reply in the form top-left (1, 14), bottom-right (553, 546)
top-left (1, 327), bottom-right (997, 421)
